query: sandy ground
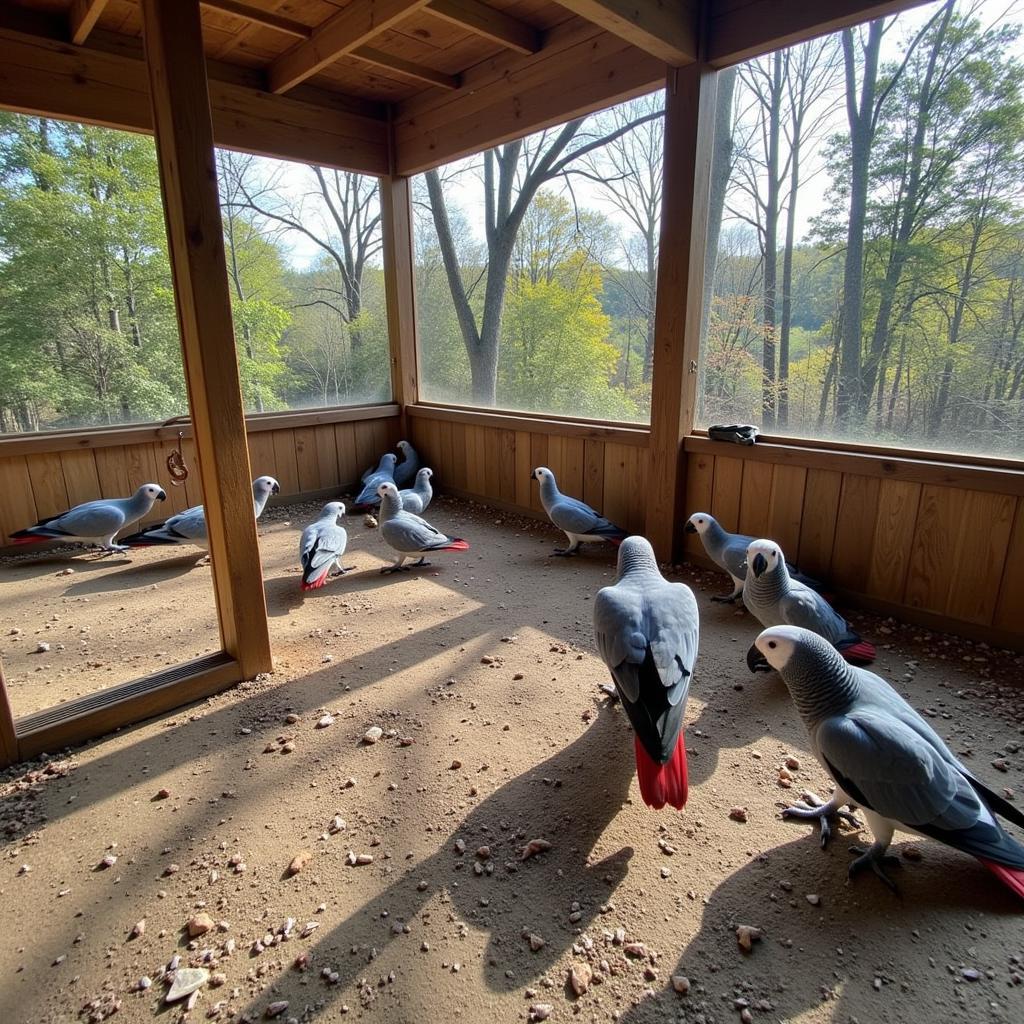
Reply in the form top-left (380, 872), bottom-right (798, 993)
top-left (1, 495), bottom-right (1024, 1024)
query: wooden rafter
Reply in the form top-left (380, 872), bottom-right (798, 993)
top-left (425, 0), bottom-right (541, 56)
top-left (551, 0), bottom-right (697, 66)
top-left (69, 0), bottom-right (109, 44)
top-left (200, 0), bottom-right (457, 92)
top-left (267, 0), bottom-right (433, 95)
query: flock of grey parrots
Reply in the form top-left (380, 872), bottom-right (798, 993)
top-left (10, 438), bottom-right (1024, 900)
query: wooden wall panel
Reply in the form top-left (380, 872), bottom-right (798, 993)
top-left (905, 485), bottom-right (969, 615)
top-left (515, 430), bottom-right (533, 508)
top-left (710, 455), bottom-right (743, 532)
top-left (1, 412), bottom-right (402, 545)
top-left (829, 474), bottom-right (881, 592)
top-left (737, 459), bottom-right (773, 539)
top-left (865, 479), bottom-right (920, 602)
top-left (797, 468), bottom-right (842, 577)
top-left (766, 464), bottom-right (806, 557)
top-left (945, 491), bottom-right (1016, 626)
top-left (994, 499), bottom-right (1024, 633)
top-left (583, 439), bottom-right (605, 511)
top-left (683, 449), bottom-right (714, 560)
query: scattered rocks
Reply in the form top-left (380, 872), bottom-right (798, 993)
top-left (671, 974), bottom-right (690, 995)
top-left (317, 714), bottom-right (335, 729)
top-left (187, 912), bottom-right (215, 938)
top-left (527, 933), bottom-right (546, 952)
top-left (528, 1004), bottom-right (553, 1022)
top-left (286, 850), bottom-right (313, 876)
top-left (520, 838), bottom-right (552, 861)
top-left (153, 788), bottom-right (171, 800)
top-left (363, 726), bottom-right (383, 745)
top-left (129, 919), bottom-right (145, 940)
top-left (165, 967), bottom-right (209, 1003)
top-left (96, 853), bottom-right (117, 870)
top-left (785, 756), bottom-right (800, 770)
top-left (569, 962), bottom-right (592, 996)
top-left (735, 925), bottom-right (762, 954)
top-left (805, 894), bottom-right (821, 906)
top-left (728, 807), bottom-right (748, 823)
top-left (265, 1000), bottom-right (289, 1017)
top-left (363, 514), bottom-right (378, 529)
top-left (35, 642), bottom-right (50, 654)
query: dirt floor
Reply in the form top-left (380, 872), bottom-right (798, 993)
top-left (2, 495), bottom-right (1024, 1024)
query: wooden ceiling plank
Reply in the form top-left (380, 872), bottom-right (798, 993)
top-left (268, 0), bottom-right (433, 94)
top-left (550, 0), bottom-right (696, 66)
top-left (200, 0), bottom-right (311, 39)
top-left (425, 0), bottom-right (540, 55)
top-left (70, 0), bottom-right (111, 44)
top-left (352, 45), bottom-right (460, 89)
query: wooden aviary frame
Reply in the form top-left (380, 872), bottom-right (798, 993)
top-left (0, 0), bottom-right (1015, 767)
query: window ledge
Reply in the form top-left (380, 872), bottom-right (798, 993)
top-left (0, 403), bottom-right (401, 456)
top-left (408, 403), bottom-right (651, 446)
top-left (684, 435), bottom-right (1024, 497)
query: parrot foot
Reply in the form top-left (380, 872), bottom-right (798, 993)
top-left (411, 558), bottom-right (432, 567)
top-left (330, 565), bottom-right (357, 577)
top-left (380, 565), bottom-right (409, 575)
top-left (710, 592), bottom-right (741, 604)
top-left (552, 548), bottom-right (579, 557)
top-left (847, 845), bottom-right (901, 893)
top-left (599, 683), bottom-right (619, 703)
top-left (782, 798), bottom-right (861, 849)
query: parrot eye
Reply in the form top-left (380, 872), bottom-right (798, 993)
top-left (768, 641), bottom-right (777, 649)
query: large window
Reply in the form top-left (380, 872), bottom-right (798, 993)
top-left (414, 94), bottom-right (665, 424)
top-left (0, 114), bottom-right (391, 434)
top-left (700, 0), bottom-right (1024, 459)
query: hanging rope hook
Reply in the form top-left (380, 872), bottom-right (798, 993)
top-left (162, 416), bottom-right (191, 486)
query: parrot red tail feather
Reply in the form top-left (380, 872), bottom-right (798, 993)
top-left (634, 734), bottom-right (688, 811)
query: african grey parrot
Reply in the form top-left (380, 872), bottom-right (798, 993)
top-left (593, 536), bottom-right (699, 810)
top-left (354, 453), bottom-right (397, 508)
top-left (121, 476), bottom-right (279, 549)
top-left (531, 466), bottom-right (627, 555)
top-left (755, 625), bottom-right (1024, 898)
top-left (742, 538), bottom-right (875, 668)
top-left (10, 483), bottom-right (167, 554)
top-left (299, 501), bottom-right (352, 591)
top-left (376, 481), bottom-right (468, 573)
top-left (393, 440), bottom-right (420, 490)
top-left (684, 512), bottom-right (823, 602)
top-left (399, 467), bottom-right (433, 515)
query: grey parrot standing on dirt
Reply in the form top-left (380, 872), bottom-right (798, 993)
top-left (10, 484), bottom-right (167, 554)
top-left (376, 481), bottom-right (468, 573)
top-left (742, 538), bottom-right (875, 668)
top-left (593, 536), bottom-right (699, 811)
top-left (354, 453), bottom-right (397, 508)
top-left (399, 467), bottom-right (433, 515)
top-left (299, 501), bottom-right (352, 591)
top-left (756, 625), bottom-right (1024, 898)
top-left (684, 512), bottom-right (823, 602)
top-left (121, 476), bottom-right (279, 549)
top-left (531, 466), bottom-right (627, 555)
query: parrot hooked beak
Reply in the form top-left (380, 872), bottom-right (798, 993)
top-left (684, 521), bottom-right (697, 534)
top-left (751, 552), bottom-right (768, 577)
top-left (157, 490), bottom-right (167, 502)
top-left (746, 643), bottom-right (772, 673)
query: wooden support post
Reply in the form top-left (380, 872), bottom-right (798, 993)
top-left (381, 176), bottom-right (420, 433)
top-left (0, 660), bottom-right (17, 767)
top-left (139, 0), bottom-right (272, 678)
top-left (645, 61), bottom-right (718, 563)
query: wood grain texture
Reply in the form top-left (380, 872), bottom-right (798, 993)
top-left (711, 455), bottom-right (743, 533)
top-left (26, 452), bottom-right (70, 519)
top-left (553, 0), bottom-right (697, 65)
top-left (313, 423), bottom-right (341, 489)
top-left (865, 479), bottom-right (921, 602)
top-left (141, 0), bottom-right (271, 676)
top-left (829, 474), bottom-right (880, 591)
top-left (293, 426), bottom-right (321, 492)
top-left (737, 459), bottom-right (772, 539)
top-left (945, 490), bottom-right (1016, 626)
top-left (766, 463), bottom-right (806, 558)
top-left (0, 456), bottom-right (37, 543)
top-left (682, 449), bottom-right (713, 560)
top-left (381, 177), bottom-right (420, 424)
top-left (59, 449), bottom-right (102, 508)
top-left (796, 468), bottom-right (841, 577)
top-left (905, 485), bottom-right (969, 615)
top-left (515, 430), bottom-right (533, 508)
top-left (583, 439), bottom-right (605, 511)
top-left (994, 498), bottom-right (1024, 634)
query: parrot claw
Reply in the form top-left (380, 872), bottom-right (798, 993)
top-left (380, 565), bottom-right (409, 575)
top-left (599, 683), bottom-right (619, 703)
top-left (552, 548), bottom-right (578, 557)
top-left (330, 565), bottom-right (356, 577)
top-left (847, 845), bottom-right (901, 893)
top-left (782, 796), bottom-right (859, 849)
top-left (710, 593), bottom-right (740, 604)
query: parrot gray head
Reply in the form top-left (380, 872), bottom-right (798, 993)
top-left (383, 453), bottom-right (398, 468)
top-left (684, 512), bottom-right (714, 535)
top-left (254, 475), bottom-right (281, 497)
top-left (616, 535), bottom-right (659, 577)
top-left (754, 626), bottom-right (858, 721)
top-left (530, 466), bottom-right (553, 483)
top-left (746, 538), bottom-right (782, 578)
top-left (377, 481), bottom-right (399, 500)
top-left (397, 440), bottom-right (412, 455)
top-left (322, 500), bottom-right (345, 520)
top-left (137, 483), bottom-right (167, 503)
top-left (418, 468), bottom-right (433, 482)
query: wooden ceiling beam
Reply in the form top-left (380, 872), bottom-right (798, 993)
top-left (353, 46), bottom-right (460, 90)
top-left (707, 0), bottom-right (935, 68)
top-left (200, 1), bottom-right (458, 91)
top-left (425, 0), bottom-right (541, 56)
top-left (550, 0), bottom-right (696, 66)
top-left (267, 0), bottom-right (433, 94)
top-left (69, 0), bottom-right (110, 45)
